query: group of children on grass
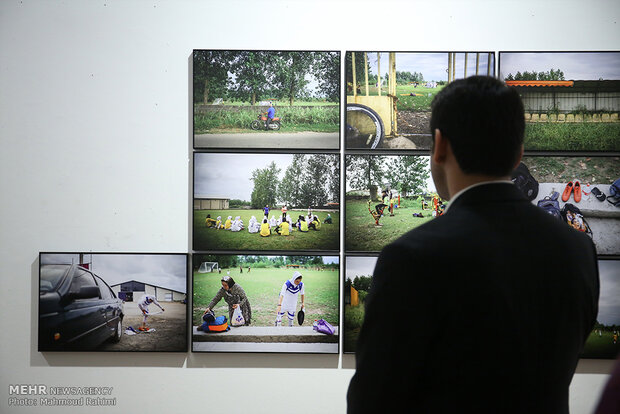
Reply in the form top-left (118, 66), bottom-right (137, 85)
top-left (204, 205), bottom-right (333, 237)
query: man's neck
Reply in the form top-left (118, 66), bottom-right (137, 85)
top-left (447, 173), bottom-right (511, 200)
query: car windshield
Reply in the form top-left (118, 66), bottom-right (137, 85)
top-left (40, 265), bottom-right (69, 293)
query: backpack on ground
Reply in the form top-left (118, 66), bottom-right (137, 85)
top-left (201, 314), bottom-right (230, 332)
top-left (511, 162), bottom-right (539, 201)
top-left (561, 203), bottom-right (593, 238)
top-left (537, 191), bottom-right (562, 220)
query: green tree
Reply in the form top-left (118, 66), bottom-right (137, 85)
top-left (384, 156), bottom-right (430, 197)
top-left (230, 51), bottom-right (272, 105)
top-left (250, 161), bottom-right (281, 209)
top-left (346, 155), bottom-right (387, 200)
top-left (312, 52), bottom-right (340, 101)
top-left (193, 50), bottom-right (231, 104)
top-left (278, 154), bottom-right (305, 207)
top-left (271, 52), bottom-right (313, 106)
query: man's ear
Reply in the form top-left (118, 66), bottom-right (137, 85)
top-left (432, 129), bottom-right (448, 164)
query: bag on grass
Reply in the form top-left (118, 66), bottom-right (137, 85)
top-left (511, 162), bottom-right (539, 201)
top-left (537, 191), bottom-right (562, 220)
top-left (231, 306), bottom-right (245, 326)
top-left (313, 319), bottom-right (335, 335)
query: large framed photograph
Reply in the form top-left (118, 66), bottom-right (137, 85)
top-left (345, 154), bottom-right (441, 252)
top-left (193, 50), bottom-right (340, 150)
top-left (499, 51), bottom-right (620, 152)
top-left (343, 255), bottom-right (377, 354)
top-left (193, 152), bottom-right (340, 252)
top-left (581, 259), bottom-right (620, 359)
top-left (345, 51), bottom-right (495, 150)
top-left (192, 254), bottom-right (339, 353)
top-left (521, 155), bottom-right (620, 256)
top-left (38, 253), bottom-right (188, 352)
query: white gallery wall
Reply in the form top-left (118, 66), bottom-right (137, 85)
top-left (1, 1), bottom-right (618, 413)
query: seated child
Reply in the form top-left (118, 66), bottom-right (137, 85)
top-left (260, 218), bottom-right (271, 237)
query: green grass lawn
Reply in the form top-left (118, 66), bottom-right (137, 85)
top-left (344, 303), bottom-right (365, 353)
top-left (522, 156), bottom-right (620, 184)
top-left (581, 331), bottom-right (620, 359)
top-left (193, 267), bottom-right (339, 327)
top-left (194, 105), bottom-right (339, 134)
top-left (525, 122), bottom-right (620, 151)
top-left (193, 209), bottom-right (339, 251)
top-left (345, 198), bottom-right (435, 252)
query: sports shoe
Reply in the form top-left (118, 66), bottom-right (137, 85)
top-left (562, 181), bottom-right (574, 202)
top-left (574, 181), bottom-right (582, 202)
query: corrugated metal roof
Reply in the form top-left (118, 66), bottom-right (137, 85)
top-left (506, 80), bottom-right (574, 87)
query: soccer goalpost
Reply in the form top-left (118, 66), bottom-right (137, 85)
top-left (198, 262), bottom-right (219, 273)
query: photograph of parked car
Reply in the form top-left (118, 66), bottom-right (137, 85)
top-left (38, 253), bottom-right (188, 352)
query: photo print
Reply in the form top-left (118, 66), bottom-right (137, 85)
top-left (193, 152), bottom-right (340, 252)
top-left (345, 154), bottom-right (441, 252)
top-left (38, 253), bottom-right (188, 352)
top-left (345, 51), bottom-right (495, 150)
top-left (193, 50), bottom-right (340, 150)
top-left (192, 254), bottom-right (339, 353)
top-left (343, 255), bottom-right (377, 354)
top-left (581, 259), bottom-right (620, 359)
top-left (499, 51), bottom-right (620, 152)
top-left (519, 155), bottom-right (620, 255)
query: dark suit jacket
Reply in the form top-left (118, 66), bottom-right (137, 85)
top-left (347, 183), bottom-right (599, 414)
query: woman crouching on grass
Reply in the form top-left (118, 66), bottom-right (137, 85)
top-left (202, 276), bottom-right (252, 326)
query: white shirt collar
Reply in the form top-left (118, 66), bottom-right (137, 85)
top-left (444, 180), bottom-right (513, 213)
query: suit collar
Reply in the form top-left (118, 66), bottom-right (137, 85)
top-left (445, 182), bottom-right (526, 213)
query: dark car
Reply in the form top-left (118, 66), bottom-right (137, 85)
top-left (39, 264), bottom-right (124, 351)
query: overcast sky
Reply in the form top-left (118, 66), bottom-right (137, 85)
top-left (41, 253), bottom-right (187, 293)
top-left (345, 256), bottom-right (377, 281)
top-left (363, 52), bottom-right (494, 82)
top-left (499, 52), bottom-right (620, 80)
top-left (194, 153), bottom-right (294, 201)
top-left (597, 260), bottom-right (620, 326)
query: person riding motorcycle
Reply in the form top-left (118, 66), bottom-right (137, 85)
top-left (264, 102), bottom-right (275, 130)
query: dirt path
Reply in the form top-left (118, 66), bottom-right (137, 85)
top-left (99, 301), bottom-right (187, 352)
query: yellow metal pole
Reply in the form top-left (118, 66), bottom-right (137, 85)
top-left (464, 53), bottom-right (468, 78)
top-left (452, 53), bottom-right (456, 81)
top-left (475, 53), bottom-right (480, 75)
top-left (487, 52), bottom-right (492, 76)
top-left (390, 52), bottom-right (397, 135)
top-left (377, 53), bottom-right (381, 96)
top-left (447, 53), bottom-right (452, 83)
top-left (364, 52), bottom-right (369, 96)
top-left (351, 52), bottom-right (357, 97)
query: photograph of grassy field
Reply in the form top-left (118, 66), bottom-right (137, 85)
top-left (192, 255), bottom-right (339, 353)
top-left (194, 50), bottom-right (340, 149)
top-left (343, 256), bottom-right (376, 353)
top-left (499, 51), bottom-right (620, 151)
top-left (345, 154), bottom-right (441, 252)
top-left (193, 152), bottom-right (340, 252)
top-left (581, 260), bottom-right (620, 359)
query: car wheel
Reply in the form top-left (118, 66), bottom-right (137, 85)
top-left (111, 317), bottom-right (122, 343)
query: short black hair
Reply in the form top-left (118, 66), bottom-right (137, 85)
top-left (430, 76), bottom-right (524, 176)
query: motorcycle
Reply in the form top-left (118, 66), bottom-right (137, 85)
top-left (250, 113), bottom-right (282, 131)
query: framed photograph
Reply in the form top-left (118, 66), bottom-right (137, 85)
top-left (38, 253), bottom-right (188, 352)
top-left (345, 154), bottom-right (441, 252)
top-left (193, 152), bottom-right (340, 252)
top-left (345, 51), bottom-right (495, 150)
top-left (193, 50), bottom-right (340, 150)
top-left (192, 254), bottom-right (339, 353)
top-left (499, 51), bottom-right (620, 152)
top-left (343, 255), bottom-right (377, 354)
top-left (581, 259), bottom-right (620, 359)
top-left (521, 155), bottom-right (620, 256)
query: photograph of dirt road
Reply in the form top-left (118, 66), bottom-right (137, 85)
top-left (39, 253), bottom-right (188, 352)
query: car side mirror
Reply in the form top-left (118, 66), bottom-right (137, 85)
top-left (75, 286), bottom-right (100, 299)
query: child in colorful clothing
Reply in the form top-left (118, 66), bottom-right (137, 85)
top-left (275, 272), bottom-right (305, 327)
